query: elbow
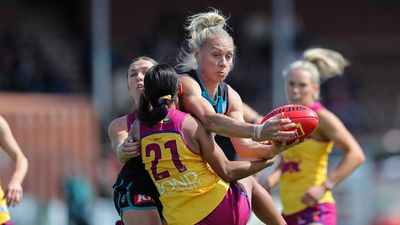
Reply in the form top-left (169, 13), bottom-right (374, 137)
top-left (220, 164), bottom-right (235, 182)
top-left (202, 114), bottom-right (216, 132)
top-left (222, 172), bottom-right (235, 183)
top-left (350, 149), bottom-right (366, 167)
top-left (357, 152), bottom-right (366, 165)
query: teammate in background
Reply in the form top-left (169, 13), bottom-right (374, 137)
top-left (263, 48), bottom-right (366, 225)
top-left (0, 116), bottom-right (28, 225)
top-left (176, 9), bottom-right (298, 160)
top-left (132, 63), bottom-right (286, 225)
top-left (108, 57), bottom-right (164, 225)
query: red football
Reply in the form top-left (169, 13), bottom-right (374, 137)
top-left (261, 104), bottom-right (319, 143)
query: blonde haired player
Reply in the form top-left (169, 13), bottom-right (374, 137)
top-left (0, 116), bottom-right (28, 225)
top-left (264, 48), bottom-right (365, 225)
top-left (176, 9), bottom-right (298, 159)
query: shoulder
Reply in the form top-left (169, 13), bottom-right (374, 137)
top-left (108, 115), bottom-right (128, 136)
top-left (178, 74), bottom-right (201, 94)
top-left (182, 114), bottom-right (202, 134)
top-left (226, 84), bottom-right (240, 98)
top-left (179, 74), bottom-right (197, 85)
top-left (316, 107), bottom-right (344, 131)
top-left (226, 84), bottom-right (243, 108)
top-left (0, 116), bottom-right (9, 134)
top-left (0, 115), bottom-right (6, 126)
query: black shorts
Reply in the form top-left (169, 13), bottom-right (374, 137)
top-left (112, 159), bottom-right (163, 218)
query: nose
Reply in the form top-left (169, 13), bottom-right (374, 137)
top-left (218, 57), bottom-right (228, 67)
top-left (291, 85), bottom-right (300, 93)
top-left (137, 72), bottom-right (144, 82)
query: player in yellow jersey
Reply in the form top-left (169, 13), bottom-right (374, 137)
top-left (264, 48), bottom-right (366, 225)
top-left (131, 64), bottom-right (287, 225)
top-left (0, 116), bottom-right (28, 225)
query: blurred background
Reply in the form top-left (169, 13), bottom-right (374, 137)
top-left (0, 0), bottom-right (400, 224)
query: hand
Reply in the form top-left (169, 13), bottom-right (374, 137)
top-left (117, 136), bottom-right (140, 163)
top-left (301, 184), bottom-right (327, 207)
top-left (271, 139), bottom-right (302, 156)
top-left (254, 113), bottom-right (297, 141)
top-left (263, 156), bottom-right (277, 166)
top-left (5, 180), bottom-right (23, 207)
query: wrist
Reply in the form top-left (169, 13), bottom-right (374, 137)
top-left (253, 123), bottom-right (265, 141)
top-left (323, 179), bottom-right (334, 191)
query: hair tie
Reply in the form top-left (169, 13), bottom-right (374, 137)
top-left (158, 95), bottom-right (172, 105)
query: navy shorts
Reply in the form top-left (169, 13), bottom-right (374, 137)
top-left (113, 178), bottom-right (163, 218)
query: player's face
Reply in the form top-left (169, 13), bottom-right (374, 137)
top-left (285, 69), bottom-right (319, 105)
top-left (128, 59), bottom-right (155, 101)
top-left (196, 37), bottom-right (234, 83)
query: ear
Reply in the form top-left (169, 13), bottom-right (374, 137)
top-left (194, 49), bottom-right (200, 61)
top-left (314, 83), bottom-right (320, 92)
top-left (178, 83), bottom-right (183, 96)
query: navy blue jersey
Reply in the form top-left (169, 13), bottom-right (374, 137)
top-left (185, 70), bottom-right (229, 114)
top-left (183, 70), bottom-right (237, 160)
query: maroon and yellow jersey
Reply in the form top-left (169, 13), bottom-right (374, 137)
top-left (280, 102), bottom-right (335, 215)
top-left (0, 186), bottom-right (10, 224)
top-left (140, 109), bottom-right (229, 225)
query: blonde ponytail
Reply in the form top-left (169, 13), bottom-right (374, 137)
top-left (283, 48), bottom-right (349, 100)
top-left (303, 48), bottom-right (349, 80)
top-left (176, 9), bottom-right (234, 72)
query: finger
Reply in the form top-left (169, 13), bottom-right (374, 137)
top-left (122, 143), bottom-right (140, 152)
top-left (278, 122), bottom-right (297, 130)
top-left (267, 112), bottom-right (284, 120)
top-left (122, 141), bottom-right (139, 149)
top-left (276, 131), bottom-right (297, 140)
top-left (266, 158), bottom-right (276, 166)
top-left (6, 195), bottom-right (15, 207)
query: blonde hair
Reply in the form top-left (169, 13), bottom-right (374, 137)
top-left (175, 9), bottom-right (235, 72)
top-left (283, 48), bottom-right (349, 100)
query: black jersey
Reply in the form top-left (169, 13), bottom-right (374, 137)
top-left (186, 69), bottom-right (229, 114)
top-left (112, 113), bottom-right (163, 217)
top-left (184, 70), bottom-right (236, 160)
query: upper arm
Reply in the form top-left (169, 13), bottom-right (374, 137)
top-left (225, 85), bottom-right (245, 122)
top-left (179, 75), bottom-right (219, 125)
top-left (318, 109), bottom-right (362, 154)
top-left (183, 115), bottom-right (230, 179)
top-left (108, 116), bottom-right (128, 152)
top-left (0, 116), bottom-right (24, 161)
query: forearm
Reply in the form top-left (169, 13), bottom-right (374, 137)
top-left (225, 159), bottom-right (273, 182)
top-left (265, 168), bottom-right (282, 190)
top-left (231, 138), bottom-right (278, 160)
top-left (203, 113), bottom-right (255, 138)
top-left (325, 150), bottom-right (365, 188)
top-left (11, 153), bottom-right (28, 184)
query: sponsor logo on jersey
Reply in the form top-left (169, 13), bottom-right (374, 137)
top-left (134, 194), bottom-right (155, 205)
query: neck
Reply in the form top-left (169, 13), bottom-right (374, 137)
top-left (196, 70), bottom-right (219, 99)
top-left (168, 102), bottom-right (177, 109)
